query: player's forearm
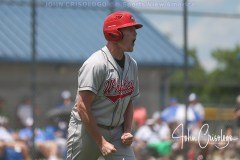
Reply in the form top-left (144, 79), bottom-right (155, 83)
top-left (78, 102), bottom-right (106, 146)
top-left (123, 100), bottom-right (134, 133)
top-left (77, 92), bottom-right (106, 147)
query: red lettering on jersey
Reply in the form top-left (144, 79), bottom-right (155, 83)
top-left (104, 78), bottom-right (134, 103)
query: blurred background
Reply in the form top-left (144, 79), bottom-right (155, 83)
top-left (0, 0), bottom-right (240, 159)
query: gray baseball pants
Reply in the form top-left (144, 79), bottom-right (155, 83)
top-left (67, 116), bottom-right (135, 160)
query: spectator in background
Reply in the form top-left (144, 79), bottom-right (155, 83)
top-left (134, 119), bottom-right (159, 144)
top-left (133, 119), bottom-right (158, 160)
top-left (53, 90), bottom-right (73, 138)
top-left (150, 112), bottom-right (172, 160)
top-left (134, 115), bottom-right (172, 160)
top-left (56, 90), bottom-right (73, 109)
top-left (18, 119), bottom-right (59, 160)
top-left (152, 112), bottom-right (171, 141)
top-left (16, 96), bottom-right (42, 128)
top-left (16, 97), bottom-right (33, 128)
top-left (50, 90), bottom-right (73, 158)
top-left (133, 105), bottom-right (147, 132)
top-left (161, 97), bottom-right (181, 124)
top-left (190, 120), bottom-right (212, 160)
top-left (219, 125), bottom-right (240, 160)
top-left (188, 93), bottom-right (205, 120)
top-left (0, 116), bottom-right (30, 160)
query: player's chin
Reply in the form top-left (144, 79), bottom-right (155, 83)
top-left (126, 47), bottom-right (134, 52)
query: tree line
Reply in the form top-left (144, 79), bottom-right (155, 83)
top-left (170, 44), bottom-right (240, 107)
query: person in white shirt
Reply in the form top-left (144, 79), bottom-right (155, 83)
top-left (16, 97), bottom-right (33, 127)
top-left (152, 112), bottom-right (171, 141)
top-left (188, 93), bottom-right (205, 120)
top-left (135, 119), bottom-right (160, 143)
top-left (134, 119), bottom-right (159, 160)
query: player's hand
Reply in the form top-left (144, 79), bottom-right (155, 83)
top-left (121, 132), bottom-right (134, 146)
top-left (100, 140), bottom-right (117, 156)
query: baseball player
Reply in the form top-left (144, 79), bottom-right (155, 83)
top-left (67, 11), bottom-right (142, 160)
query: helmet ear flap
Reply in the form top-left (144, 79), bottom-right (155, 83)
top-left (104, 30), bottom-right (123, 42)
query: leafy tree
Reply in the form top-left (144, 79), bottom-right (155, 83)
top-left (170, 49), bottom-right (207, 103)
top-left (170, 45), bottom-right (240, 106)
top-left (203, 45), bottom-right (240, 105)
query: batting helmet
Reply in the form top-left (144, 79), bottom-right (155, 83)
top-left (103, 11), bottom-right (143, 42)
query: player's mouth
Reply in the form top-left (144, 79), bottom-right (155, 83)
top-left (132, 39), bottom-right (136, 45)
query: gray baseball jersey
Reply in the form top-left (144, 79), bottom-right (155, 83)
top-left (71, 45), bottom-right (139, 127)
top-left (67, 46), bottom-right (139, 160)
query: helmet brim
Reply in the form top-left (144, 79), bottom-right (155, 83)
top-left (134, 23), bottom-right (143, 29)
top-left (118, 23), bottom-right (143, 30)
